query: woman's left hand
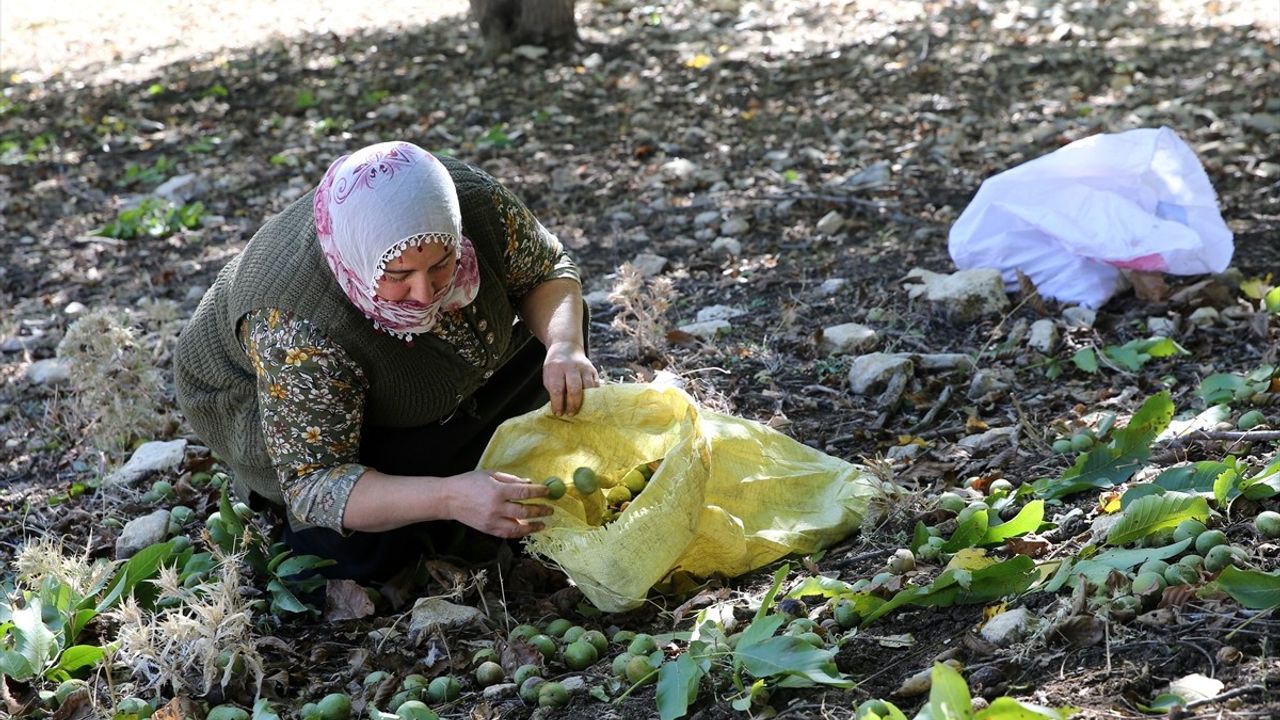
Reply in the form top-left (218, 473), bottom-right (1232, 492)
top-left (543, 341), bottom-right (599, 416)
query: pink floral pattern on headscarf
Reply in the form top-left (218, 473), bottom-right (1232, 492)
top-left (312, 142), bottom-right (480, 340)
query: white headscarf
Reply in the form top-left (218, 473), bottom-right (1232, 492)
top-left (313, 141), bottom-right (480, 340)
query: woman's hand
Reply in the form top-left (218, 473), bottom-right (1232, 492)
top-left (446, 470), bottom-right (553, 538)
top-left (543, 341), bottom-right (599, 416)
top-left (517, 278), bottom-right (597, 416)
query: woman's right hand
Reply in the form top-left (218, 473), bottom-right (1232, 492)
top-left (446, 470), bottom-right (553, 539)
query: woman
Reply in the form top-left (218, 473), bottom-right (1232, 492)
top-left (175, 140), bottom-right (599, 579)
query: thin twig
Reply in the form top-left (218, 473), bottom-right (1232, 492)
top-left (906, 384), bottom-right (952, 435)
top-left (1161, 429), bottom-right (1280, 445)
top-left (1183, 684), bottom-right (1267, 710)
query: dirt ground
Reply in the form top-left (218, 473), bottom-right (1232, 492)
top-left (2, 0), bottom-right (1279, 718)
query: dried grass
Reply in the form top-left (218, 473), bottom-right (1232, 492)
top-left (607, 262), bottom-right (676, 360)
top-left (55, 307), bottom-right (171, 456)
top-left (108, 548), bottom-right (264, 698)
top-left (14, 536), bottom-right (113, 598)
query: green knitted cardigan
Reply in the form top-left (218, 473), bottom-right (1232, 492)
top-left (175, 157), bottom-right (530, 505)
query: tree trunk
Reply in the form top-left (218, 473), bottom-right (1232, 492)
top-left (469, 0), bottom-right (578, 56)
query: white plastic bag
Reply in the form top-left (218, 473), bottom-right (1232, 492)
top-left (949, 127), bottom-right (1233, 308)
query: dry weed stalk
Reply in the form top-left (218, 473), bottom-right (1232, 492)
top-left (14, 536), bottom-right (114, 597)
top-left (608, 262), bottom-right (676, 360)
top-left (109, 549), bottom-right (264, 698)
top-left (55, 307), bottom-right (171, 455)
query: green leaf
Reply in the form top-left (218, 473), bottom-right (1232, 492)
top-left (734, 636), bottom-right (852, 688)
top-left (943, 510), bottom-right (989, 553)
top-left (274, 554), bottom-right (334, 579)
top-left (1072, 348), bottom-right (1098, 373)
top-left (735, 615), bottom-right (785, 655)
top-left (979, 501), bottom-right (1043, 545)
top-left (787, 575), bottom-right (859, 599)
top-left (862, 557), bottom-right (1035, 625)
top-left (1214, 566), bottom-right (1280, 609)
top-left (911, 521), bottom-right (933, 553)
top-left (1240, 459), bottom-right (1280, 500)
top-left (1106, 493), bottom-right (1210, 546)
top-left (252, 698), bottom-right (283, 720)
top-left (10, 600), bottom-right (58, 677)
top-left (267, 580), bottom-right (311, 615)
top-left (1034, 392), bottom-right (1172, 500)
top-left (52, 644), bottom-right (106, 675)
top-left (1196, 374), bottom-right (1245, 405)
top-left (1092, 538), bottom-right (1192, 571)
top-left (97, 540), bottom-right (175, 612)
top-left (731, 679), bottom-right (769, 712)
top-left (657, 654), bottom-right (704, 720)
top-left (975, 697), bottom-right (1077, 719)
top-left (1153, 461), bottom-right (1233, 494)
top-left (928, 662), bottom-right (972, 720)
top-left (1137, 693), bottom-right (1186, 713)
top-left (1265, 286), bottom-right (1280, 313)
top-left (1213, 463), bottom-right (1241, 506)
top-left (856, 699), bottom-right (909, 720)
top-left (219, 486), bottom-right (246, 538)
top-left (0, 649), bottom-right (34, 680)
top-left (1119, 483), bottom-right (1165, 509)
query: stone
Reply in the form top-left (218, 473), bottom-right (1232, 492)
top-left (816, 210), bottom-right (845, 235)
top-left (1027, 319), bottom-right (1059, 353)
top-left (105, 439), bottom-right (187, 485)
top-left (1147, 316), bottom-right (1179, 337)
top-left (116, 509), bottom-right (171, 559)
top-left (840, 162), bottom-right (891, 190)
top-left (678, 320), bottom-right (730, 340)
top-left (512, 45), bottom-right (549, 60)
top-left (887, 444), bottom-right (924, 462)
top-left (482, 683), bottom-right (517, 700)
top-left (559, 676), bottom-right (588, 693)
top-left (957, 426), bottom-right (1017, 452)
top-left (64, 301), bottom-right (87, 316)
top-left (721, 217), bottom-right (750, 235)
top-left (26, 359), bottom-right (71, 386)
top-left (631, 253), bottom-right (668, 277)
top-left (909, 353), bottom-right (971, 370)
top-left (153, 173), bottom-right (205, 204)
top-left (819, 323), bottom-right (878, 354)
top-left (1062, 306), bottom-right (1096, 329)
top-left (693, 210), bottom-right (721, 228)
top-left (710, 237), bottom-right (742, 257)
top-left (848, 353), bottom-right (914, 395)
top-left (408, 598), bottom-right (486, 640)
top-left (660, 158), bottom-right (698, 188)
top-left (980, 608), bottom-right (1037, 647)
top-left (695, 305), bottom-right (745, 323)
top-left (967, 369), bottom-right (1010, 400)
top-left (904, 267), bottom-right (1010, 321)
top-left (583, 290), bottom-right (613, 309)
top-left (817, 278), bottom-right (848, 297)
top-left (1, 334), bottom-right (41, 353)
top-left (185, 284), bottom-right (209, 302)
top-left (1188, 307), bottom-right (1219, 327)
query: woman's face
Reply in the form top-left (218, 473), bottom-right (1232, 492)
top-left (375, 242), bottom-right (457, 304)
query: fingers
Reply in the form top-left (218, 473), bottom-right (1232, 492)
top-left (563, 371), bottom-right (584, 416)
top-left (545, 365), bottom-right (600, 417)
top-left (497, 519), bottom-right (544, 538)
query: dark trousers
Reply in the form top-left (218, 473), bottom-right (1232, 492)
top-left (283, 326), bottom-right (553, 582)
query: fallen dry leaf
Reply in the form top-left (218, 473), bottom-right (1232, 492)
top-left (1129, 270), bottom-right (1168, 302)
top-left (325, 579), bottom-right (376, 621)
top-left (1003, 535), bottom-right (1052, 558)
top-left (1051, 615), bottom-right (1105, 648)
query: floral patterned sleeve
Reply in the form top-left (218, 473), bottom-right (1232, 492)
top-left (239, 308), bottom-right (368, 532)
top-left (489, 180), bottom-right (580, 298)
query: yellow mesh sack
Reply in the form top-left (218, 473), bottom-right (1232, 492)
top-left (478, 383), bottom-right (886, 612)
